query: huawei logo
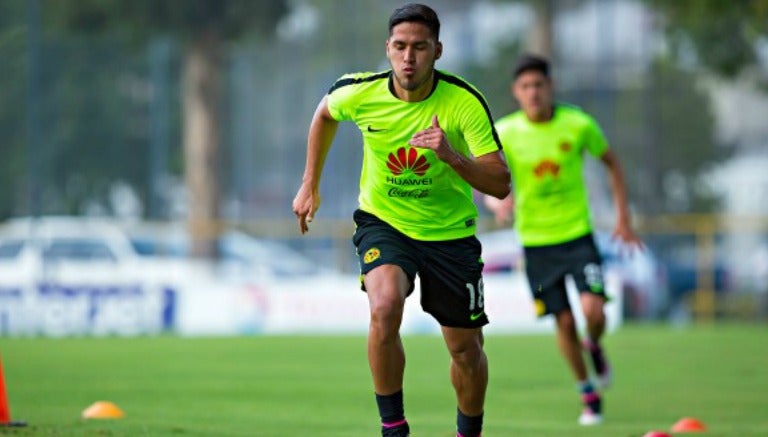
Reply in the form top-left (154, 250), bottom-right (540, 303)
top-left (533, 159), bottom-right (560, 178)
top-left (387, 147), bottom-right (430, 176)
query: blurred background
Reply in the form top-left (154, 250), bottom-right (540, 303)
top-left (1, 0), bottom-right (767, 337)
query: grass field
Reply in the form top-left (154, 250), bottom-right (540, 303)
top-left (1, 323), bottom-right (766, 436)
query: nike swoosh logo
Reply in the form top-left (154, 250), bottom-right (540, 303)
top-left (470, 311), bottom-right (485, 321)
top-left (367, 126), bottom-right (387, 132)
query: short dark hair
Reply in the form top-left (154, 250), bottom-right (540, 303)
top-left (513, 53), bottom-right (550, 79)
top-left (388, 3), bottom-right (440, 40)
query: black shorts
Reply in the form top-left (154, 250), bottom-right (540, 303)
top-left (352, 209), bottom-right (488, 328)
top-left (523, 233), bottom-right (606, 317)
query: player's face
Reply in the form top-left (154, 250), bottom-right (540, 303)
top-left (386, 21), bottom-right (442, 98)
top-left (513, 70), bottom-right (553, 122)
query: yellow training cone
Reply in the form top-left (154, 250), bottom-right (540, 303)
top-left (81, 401), bottom-right (125, 419)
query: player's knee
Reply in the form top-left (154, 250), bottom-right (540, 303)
top-left (583, 304), bottom-right (605, 324)
top-left (581, 298), bottom-right (605, 323)
top-left (555, 310), bottom-right (577, 332)
top-left (447, 338), bottom-right (484, 367)
top-left (369, 298), bottom-right (404, 331)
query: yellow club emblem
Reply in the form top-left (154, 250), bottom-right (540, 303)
top-left (363, 248), bottom-right (381, 264)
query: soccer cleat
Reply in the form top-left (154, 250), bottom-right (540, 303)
top-left (578, 407), bottom-right (603, 426)
top-left (381, 421), bottom-right (410, 437)
top-left (578, 392), bottom-right (603, 426)
top-left (583, 339), bottom-right (612, 389)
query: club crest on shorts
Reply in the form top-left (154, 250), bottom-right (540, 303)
top-left (584, 263), bottom-right (604, 293)
top-left (364, 247), bottom-right (381, 264)
top-left (533, 298), bottom-right (546, 316)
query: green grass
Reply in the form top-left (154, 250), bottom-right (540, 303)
top-left (1, 324), bottom-right (767, 436)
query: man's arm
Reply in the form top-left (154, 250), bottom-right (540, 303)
top-left (457, 152), bottom-right (510, 199)
top-left (600, 149), bottom-right (643, 248)
top-left (292, 96), bottom-right (339, 234)
top-left (409, 115), bottom-right (511, 199)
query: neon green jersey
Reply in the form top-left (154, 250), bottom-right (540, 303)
top-left (327, 70), bottom-right (502, 241)
top-left (496, 104), bottom-right (608, 246)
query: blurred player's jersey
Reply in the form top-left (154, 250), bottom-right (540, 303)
top-left (327, 70), bottom-right (501, 241)
top-left (496, 104), bottom-right (608, 246)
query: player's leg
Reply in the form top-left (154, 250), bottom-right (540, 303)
top-left (553, 308), bottom-right (602, 425)
top-left (352, 209), bottom-right (418, 436)
top-left (418, 236), bottom-right (487, 437)
top-left (581, 292), bottom-right (606, 342)
top-left (365, 264), bottom-right (409, 395)
top-left (580, 292), bottom-right (611, 388)
top-left (365, 264), bottom-right (411, 436)
top-left (554, 308), bottom-right (589, 382)
top-left (525, 240), bottom-right (602, 425)
top-left (566, 235), bottom-right (608, 424)
top-left (571, 237), bottom-right (611, 390)
top-left (524, 245), bottom-right (589, 382)
top-left (442, 326), bottom-right (487, 437)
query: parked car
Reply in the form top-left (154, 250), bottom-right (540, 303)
top-left (0, 216), bottom-right (227, 285)
top-left (0, 216), bottom-right (186, 336)
top-left (477, 228), bottom-right (669, 319)
top-left (0, 216), bottom-right (144, 283)
top-left (0, 217), bottom-right (361, 337)
top-left (127, 227), bottom-right (336, 280)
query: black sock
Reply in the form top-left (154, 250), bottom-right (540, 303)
top-left (577, 380), bottom-right (595, 395)
top-left (376, 390), bottom-right (405, 426)
top-left (578, 380), bottom-right (601, 413)
top-left (457, 408), bottom-right (483, 437)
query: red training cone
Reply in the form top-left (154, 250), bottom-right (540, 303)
top-left (671, 416), bottom-right (707, 432)
top-left (0, 354), bottom-right (27, 427)
top-left (643, 432), bottom-right (672, 437)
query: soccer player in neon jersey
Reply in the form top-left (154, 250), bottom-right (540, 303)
top-left (292, 4), bottom-right (509, 436)
top-left (485, 54), bottom-right (644, 426)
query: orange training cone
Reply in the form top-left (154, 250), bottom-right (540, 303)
top-left (0, 354), bottom-right (27, 427)
top-left (671, 417), bottom-right (707, 432)
top-left (82, 401), bottom-right (125, 419)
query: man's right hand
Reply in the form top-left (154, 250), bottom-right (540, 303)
top-left (292, 183), bottom-right (320, 234)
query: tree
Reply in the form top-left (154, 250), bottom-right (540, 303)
top-left (612, 60), bottom-right (725, 214)
top-left (48, 0), bottom-right (289, 257)
top-left (0, 0), bottom-right (28, 219)
top-left (641, 0), bottom-right (768, 212)
top-left (463, 0), bottom-right (725, 216)
top-left (528, 0), bottom-right (554, 58)
top-left (647, 0), bottom-right (768, 80)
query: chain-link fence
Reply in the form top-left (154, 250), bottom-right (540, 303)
top-left (2, 0), bottom-right (767, 321)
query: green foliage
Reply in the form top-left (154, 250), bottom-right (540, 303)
top-left (1, 33), bottom-right (180, 216)
top-left (461, 39), bottom-right (525, 120)
top-left (44, 0), bottom-right (289, 41)
top-left (608, 59), bottom-right (727, 213)
top-left (0, 2), bottom-right (27, 218)
top-left (0, 1), bottom-right (290, 220)
top-left (462, 44), bottom-right (723, 214)
top-left (1, 324), bottom-right (767, 435)
top-left (301, 0), bottom-right (393, 73)
top-left (648, 0), bottom-right (768, 78)
top-left (38, 41), bottom-right (170, 215)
